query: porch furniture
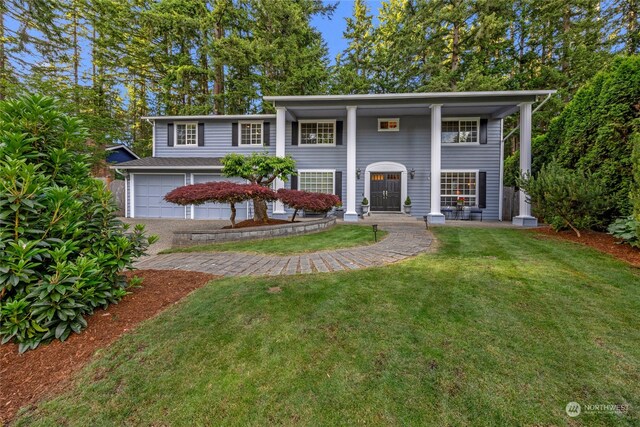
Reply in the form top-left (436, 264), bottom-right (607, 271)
top-left (469, 207), bottom-right (484, 221)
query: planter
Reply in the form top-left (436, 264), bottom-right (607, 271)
top-left (335, 209), bottom-right (345, 219)
top-left (404, 204), bottom-right (412, 215)
top-left (362, 204), bottom-right (370, 216)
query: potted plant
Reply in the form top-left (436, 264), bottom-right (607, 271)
top-left (404, 196), bottom-right (412, 214)
top-left (361, 197), bottom-right (370, 216)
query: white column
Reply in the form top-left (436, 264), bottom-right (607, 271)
top-left (344, 105), bottom-right (358, 222)
top-left (427, 104), bottom-right (445, 224)
top-left (513, 102), bottom-right (538, 226)
top-left (273, 106), bottom-right (287, 215)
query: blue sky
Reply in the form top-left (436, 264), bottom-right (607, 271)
top-left (312, 0), bottom-right (383, 63)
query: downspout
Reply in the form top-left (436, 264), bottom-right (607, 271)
top-left (502, 93), bottom-right (552, 143)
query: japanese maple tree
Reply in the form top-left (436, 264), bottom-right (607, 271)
top-left (277, 189), bottom-right (341, 222)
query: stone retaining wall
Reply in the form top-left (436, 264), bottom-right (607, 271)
top-left (172, 217), bottom-right (336, 247)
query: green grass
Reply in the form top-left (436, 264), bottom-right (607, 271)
top-left (15, 228), bottom-right (640, 426)
top-left (160, 224), bottom-right (387, 255)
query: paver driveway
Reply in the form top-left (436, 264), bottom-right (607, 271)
top-left (134, 223), bottom-right (434, 276)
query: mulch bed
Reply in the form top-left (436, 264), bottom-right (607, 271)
top-left (532, 226), bottom-right (640, 267)
top-left (0, 269), bottom-right (218, 425)
top-left (223, 218), bottom-right (294, 229)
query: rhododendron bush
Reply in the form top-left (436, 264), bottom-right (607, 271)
top-left (164, 182), bottom-right (277, 227)
top-left (277, 189), bottom-right (341, 222)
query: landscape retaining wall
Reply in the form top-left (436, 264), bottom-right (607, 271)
top-left (172, 217), bottom-right (336, 247)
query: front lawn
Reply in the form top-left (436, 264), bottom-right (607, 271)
top-left (15, 228), bottom-right (640, 426)
top-left (160, 224), bottom-right (386, 255)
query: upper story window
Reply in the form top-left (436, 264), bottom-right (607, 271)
top-left (300, 120), bottom-right (336, 146)
top-left (378, 118), bottom-right (399, 132)
top-left (176, 122), bottom-right (197, 146)
top-left (442, 118), bottom-right (479, 144)
top-left (239, 121), bottom-right (263, 146)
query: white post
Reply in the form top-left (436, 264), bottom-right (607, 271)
top-left (273, 107), bottom-right (287, 216)
top-left (344, 105), bottom-right (358, 221)
top-left (513, 102), bottom-right (537, 227)
top-left (427, 104), bottom-right (445, 224)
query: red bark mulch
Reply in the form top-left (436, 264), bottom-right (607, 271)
top-left (223, 218), bottom-right (295, 229)
top-left (532, 226), bottom-right (640, 267)
top-left (0, 269), bottom-right (218, 425)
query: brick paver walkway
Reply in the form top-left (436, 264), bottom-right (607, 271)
top-left (134, 223), bottom-right (434, 277)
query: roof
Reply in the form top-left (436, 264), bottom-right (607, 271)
top-left (105, 144), bottom-right (140, 160)
top-left (140, 114), bottom-right (276, 121)
top-left (110, 157), bottom-right (223, 170)
top-left (263, 90), bottom-right (556, 103)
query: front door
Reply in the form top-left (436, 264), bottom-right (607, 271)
top-left (370, 172), bottom-right (402, 211)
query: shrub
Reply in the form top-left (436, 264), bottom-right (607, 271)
top-left (362, 197), bottom-right (369, 205)
top-left (517, 161), bottom-right (609, 237)
top-left (165, 182), bottom-right (277, 227)
top-left (276, 189), bottom-right (341, 222)
top-left (0, 95), bottom-right (156, 353)
top-left (404, 196), bottom-right (412, 205)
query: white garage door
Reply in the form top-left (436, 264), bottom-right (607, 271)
top-left (192, 174), bottom-right (249, 220)
top-left (133, 174), bottom-right (186, 218)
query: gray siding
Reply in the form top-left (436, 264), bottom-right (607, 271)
top-left (441, 119), bottom-right (501, 219)
top-left (154, 119), bottom-right (275, 158)
top-left (355, 116), bottom-right (431, 217)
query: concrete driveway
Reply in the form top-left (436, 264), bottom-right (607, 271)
top-left (120, 218), bottom-right (228, 255)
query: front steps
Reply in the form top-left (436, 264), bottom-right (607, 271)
top-left (359, 212), bottom-right (421, 224)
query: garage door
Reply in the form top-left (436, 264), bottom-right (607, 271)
top-left (192, 174), bottom-right (249, 220)
top-left (133, 174), bottom-right (186, 218)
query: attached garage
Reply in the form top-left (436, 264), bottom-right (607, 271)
top-left (192, 174), bottom-right (249, 220)
top-left (133, 174), bottom-right (186, 218)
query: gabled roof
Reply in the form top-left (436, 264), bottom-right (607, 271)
top-left (106, 144), bottom-right (140, 159)
top-left (111, 157), bottom-right (223, 170)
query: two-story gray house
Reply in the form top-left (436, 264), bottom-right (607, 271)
top-left (113, 91), bottom-right (555, 226)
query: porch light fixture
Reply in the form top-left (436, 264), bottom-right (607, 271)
top-left (410, 168), bottom-right (416, 179)
top-left (356, 168), bottom-right (361, 179)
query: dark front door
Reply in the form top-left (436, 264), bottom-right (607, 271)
top-left (370, 172), bottom-right (402, 211)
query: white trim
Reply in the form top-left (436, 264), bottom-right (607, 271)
top-left (429, 104), bottom-right (443, 217)
top-left (377, 118), bottom-right (400, 132)
top-left (516, 102), bottom-right (534, 220)
top-left (238, 120), bottom-right (264, 146)
top-left (174, 122), bottom-right (199, 147)
top-left (264, 90), bottom-right (557, 102)
top-left (274, 107), bottom-right (287, 214)
top-left (130, 173), bottom-right (188, 219)
top-left (441, 117), bottom-right (480, 145)
top-left (150, 118), bottom-right (156, 157)
top-left (498, 118), bottom-right (504, 221)
top-left (110, 165), bottom-right (223, 170)
top-left (363, 162), bottom-right (408, 212)
top-left (297, 169), bottom-right (336, 194)
top-left (298, 119), bottom-right (337, 147)
top-left (190, 173), bottom-right (195, 219)
top-left (124, 174), bottom-right (129, 217)
top-left (142, 114), bottom-right (276, 120)
top-left (440, 169), bottom-right (480, 207)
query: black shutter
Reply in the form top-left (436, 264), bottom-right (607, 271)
top-left (167, 122), bottom-right (174, 146)
top-left (335, 121), bottom-right (343, 145)
top-left (334, 171), bottom-right (342, 200)
top-left (290, 174), bottom-right (298, 190)
top-left (198, 123), bottom-right (205, 146)
top-left (231, 122), bottom-right (238, 147)
top-left (479, 119), bottom-right (488, 144)
top-left (478, 171), bottom-right (487, 208)
top-left (263, 122), bottom-right (270, 146)
top-left (291, 121), bottom-right (298, 146)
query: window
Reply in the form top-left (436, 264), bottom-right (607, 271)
top-left (300, 121), bottom-right (336, 145)
top-left (298, 170), bottom-right (334, 194)
top-left (441, 171), bottom-right (477, 207)
top-left (378, 118), bottom-right (400, 132)
top-left (239, 121), bottom-right (263, 145)
top-left (442, 119), bottom-right (479, 144)
top-left (176, 123), bottom-right (197, 146)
